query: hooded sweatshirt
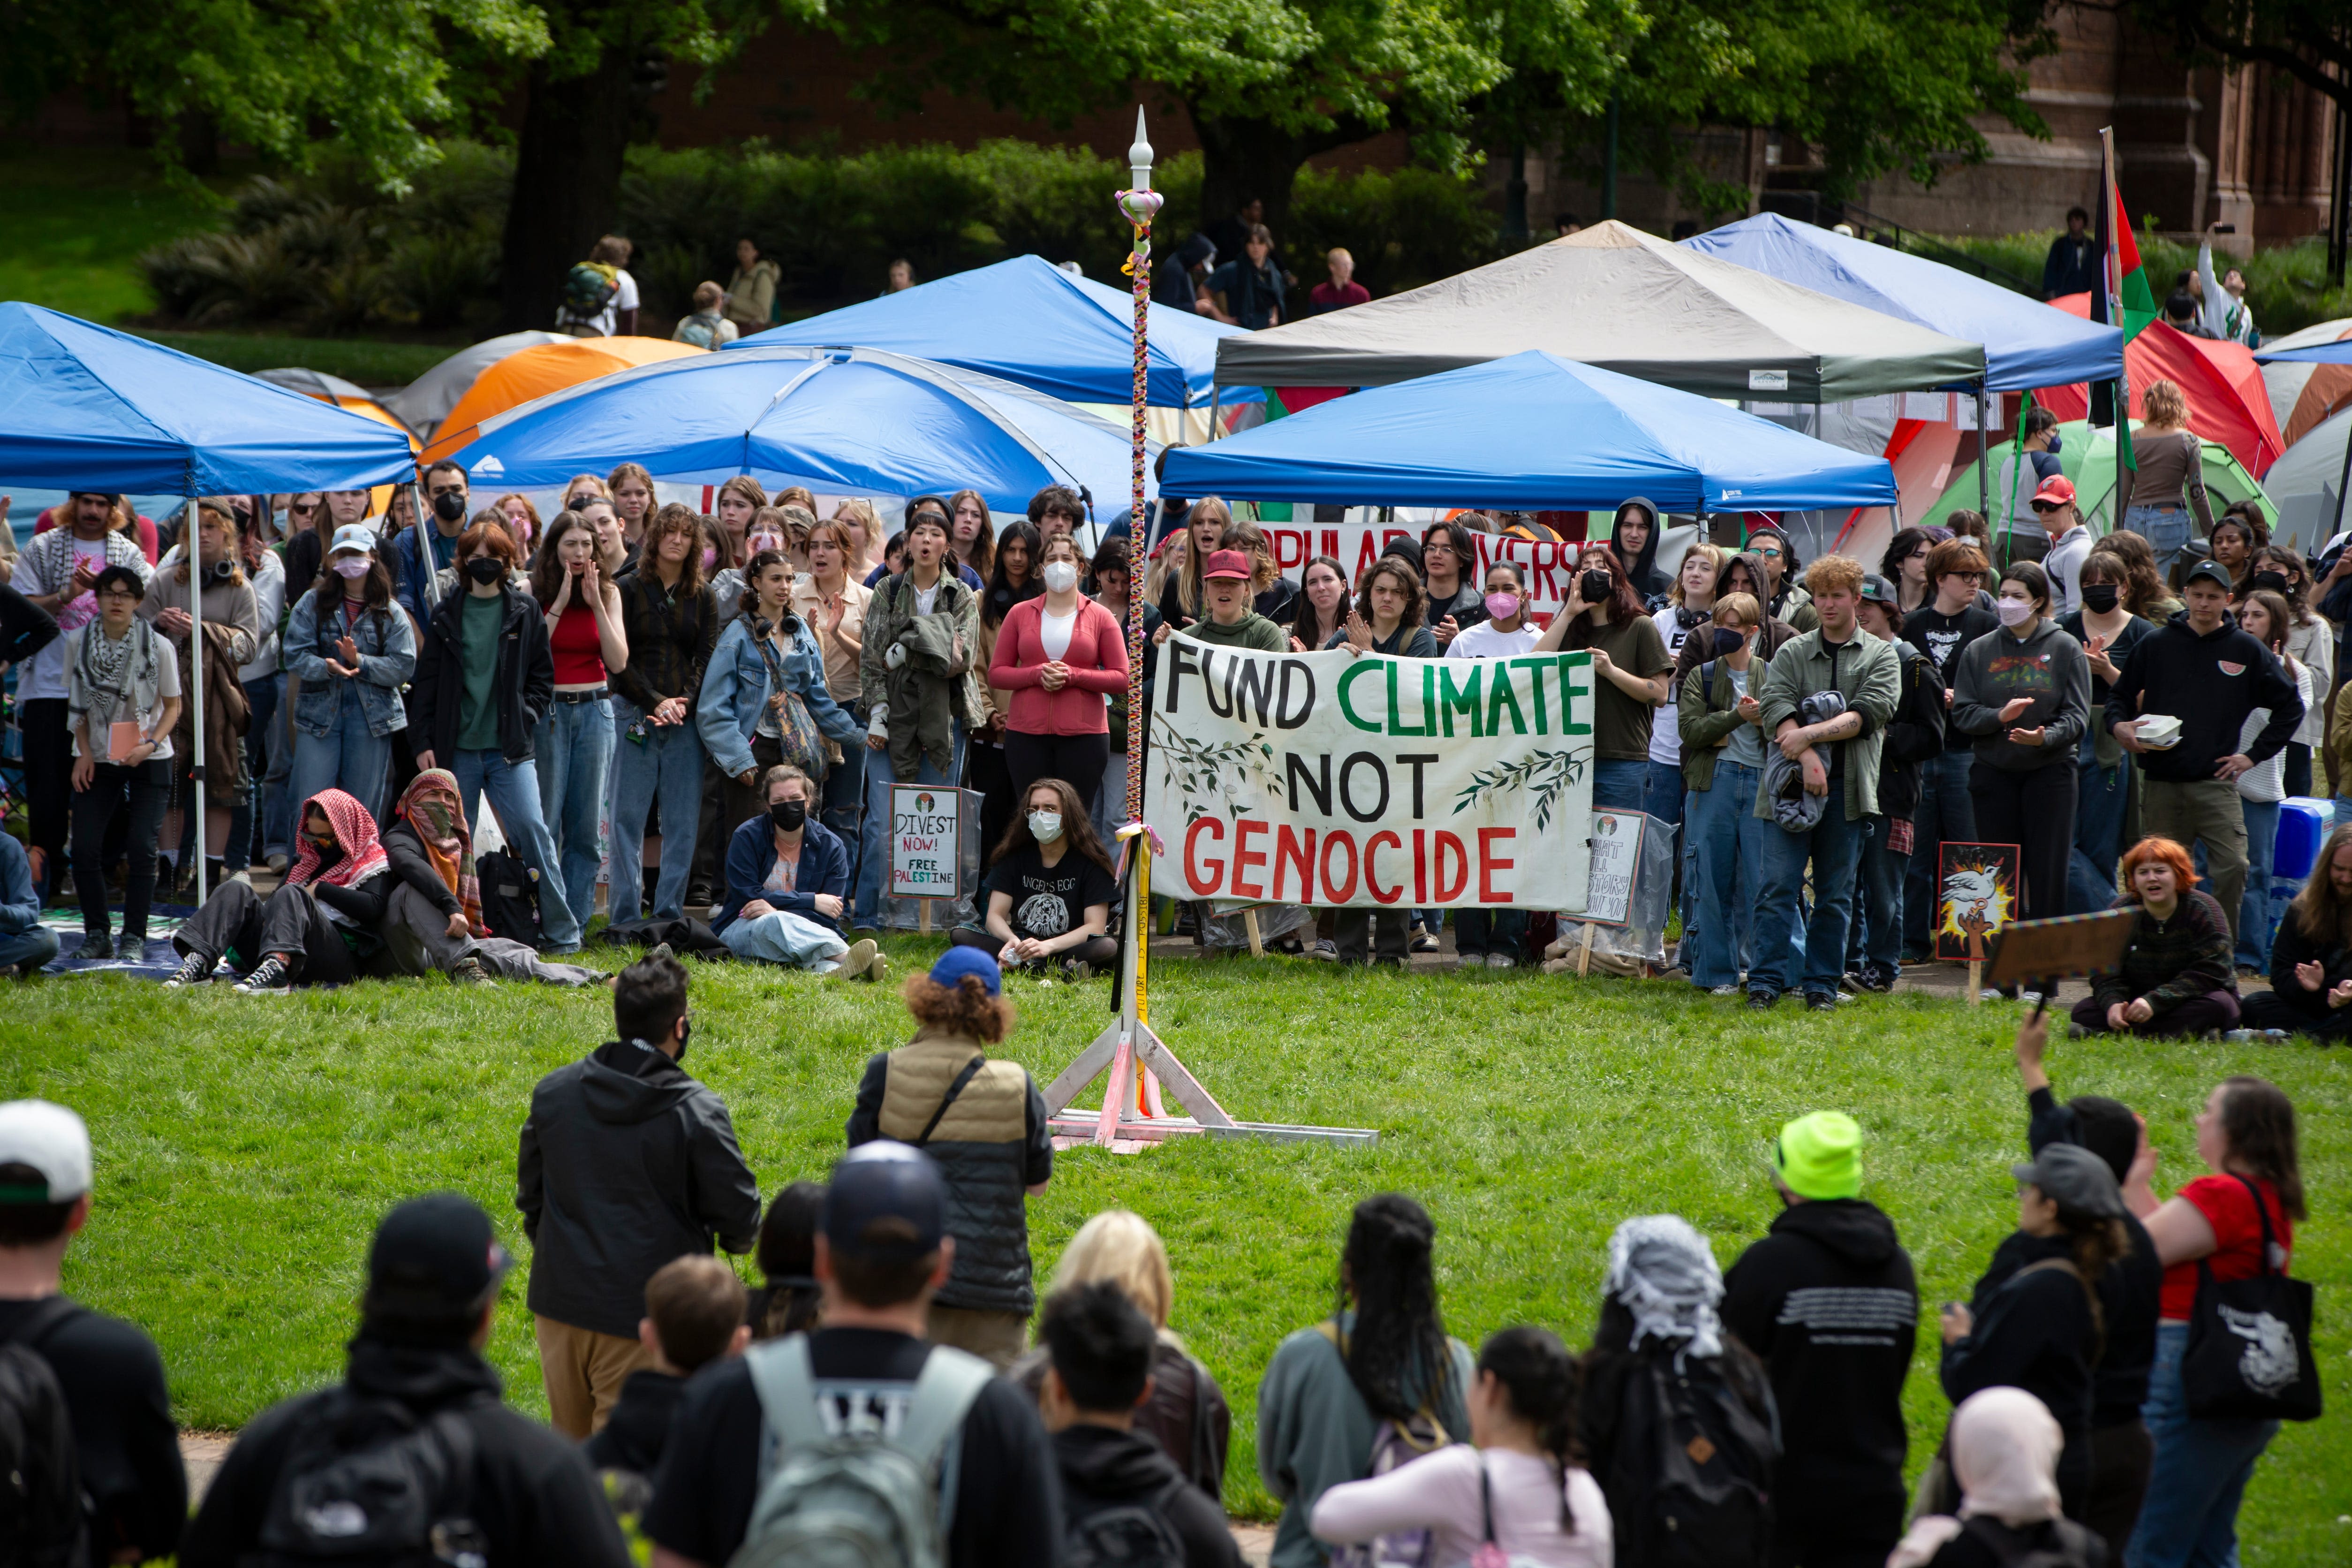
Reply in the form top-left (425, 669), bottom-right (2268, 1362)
top-left (1720, 1198), bottom-right (1918, 1520)
top-left (1611, 498), bottom-right (1668, 603)
top-left (516, 1040), bottom-right (764, 1339)
top-left (1947, 617), bottom-right (2090, 772)
top-left (2103, 610), bottom-right (2303, 782)
top-left (1054, 1422), bottom-right (1243, 1568)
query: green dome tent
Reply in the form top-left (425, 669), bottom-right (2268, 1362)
top-left (1921, 419), bottom-right (2272, 548)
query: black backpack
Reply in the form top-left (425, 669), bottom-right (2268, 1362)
top-left (0, 1297), bottom-right (88, 1568)
top-left (475, 849), bottom-right (543, 948)
top-left (1955, 1514), bottom-right (2106, 1568)
top-left (251, 1389), bottom-right (484, 1568)
top-left (1602, 1349), bottom-right (1776, 1568)
top-left (1064, 1474), bottom-right (1190, 1568)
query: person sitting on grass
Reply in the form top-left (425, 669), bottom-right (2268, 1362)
top-left (1040, 1280), bottom-right (1244, 1568)
top-left (2069, 835), bottom-right (2239, 1038)
top-left (846, 948), bottom-right (1053, 1371)
top-left (952, 777), bottom-right (1121, 981)
top-left (2239, 822), bottom-right (2352, 1040)
top-left (712, 763), bottom-right (885, 980)
top-left (584, 1254), bottom-right (749, 1486)
top-left (1314, 1324), bottom-right (1611, 1568)
top-left (163, 788), bottom-right (391, 993)
top-left (376, 767), bottom-right (605, 988)
top-left (0, 827), bottom-right (59, 977)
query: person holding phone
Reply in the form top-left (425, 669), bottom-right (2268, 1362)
top-left (64, 565), bottom-right (181, 958)
top-left (1535, 546), bottom-right (1671, 811)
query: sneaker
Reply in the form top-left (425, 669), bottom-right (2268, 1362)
top-left (1805, 991), bottom-right (1838, 1011)
top-left (234, 955), bottom-right (292, 994)
top-left (1485, 953), bottom-right (1515, 970)
top-left (839, 939), bottom-right (880, 981)
top-left (224, 869), bottom-right (253, 889)
top-left (2067, 1023), bottom-right (2092, 1039)
top-left (1410, 933), bottom-right (1441, 954)
top-left (1313, 939), bottom-right (1339, 962)
top-left (2222, 1028), bottom-right (2289, 1042)
top-left (866, 954), bottom-right (892, 985)
top-left (162, 952), bottom-right (214, 988)
top-left (1855, 967), bottom-right (1896, 994)
top-left (76, 932), bottom-right (113, 961)
top-left (1709, 984), bottom-right (1742, 997)
top-left (1062, 957), bottom-right (1093, 982)
top-left (1839, 970), bottom-right (1868, 995)
top-left (450, 956), bottom-right (494, 986)
top-left (1746, 989), bottom-right (1777, 1009)
top-left (265, 852), bottom-right (290, 875)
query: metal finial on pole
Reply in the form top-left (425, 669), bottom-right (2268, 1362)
top-left (1129, 106), bottom-right (1154, 192)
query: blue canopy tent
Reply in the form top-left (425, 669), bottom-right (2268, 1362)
top-left (1680, 214), bottom-right (2123, 392)
top-left (451, 343), bottom-right (1158, 534)
top-left (0, 302), bottom-right (419, 911)
top-left (2254, 341), bottom-right (2352, 364)
top-left (723, 255), bottom-right (1262, 411)
top-left (1157, 350), bottom-right (1897, 513)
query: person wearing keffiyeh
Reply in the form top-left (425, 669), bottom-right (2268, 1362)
top-left (376, 768), bottom-right (604, 988)
top-left (164, 788), bottom-right (392, 992)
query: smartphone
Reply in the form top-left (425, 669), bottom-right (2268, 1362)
top-left (2212, 223), bottom-right (2237, 234)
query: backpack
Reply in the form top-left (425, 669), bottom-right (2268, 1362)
top-left (729, 1334), bottom-right (995, 1568)
top-left (476, 849), bottom-right (544, 948)
top-left (562, 261), bottom-right (621, 318)
top-left (1954, 1514), bottom-right (2104, 1568)
top-left (1602, 1349), bottom-right (1776, 1568)
top-left (1063, 1473), bottom-right (1189, 1568)
top-left (676, 312), bottom-right (727, 350)
top-left (1313, 1320), bottom-right (1452, 1568)
top-left (0, 1297), bottom-right (88, 1568)
top-left (250, 1388), bottom-right (484, 1568)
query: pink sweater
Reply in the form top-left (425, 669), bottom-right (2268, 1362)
top-left (1310, 1446), bottom-right (1614, 1568)
top-left (987, 595), bottom-right (1130, 736)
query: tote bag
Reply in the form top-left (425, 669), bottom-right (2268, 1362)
top-left (2183, 1174), bottom-right (2321, 1421)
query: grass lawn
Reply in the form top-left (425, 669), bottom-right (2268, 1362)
top-left (6, 946), bottom-right (2350, 1560)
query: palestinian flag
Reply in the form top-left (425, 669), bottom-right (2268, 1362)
top-left (2100, 132), bottom-right (2157, 343)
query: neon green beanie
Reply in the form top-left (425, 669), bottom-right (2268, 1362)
top-left (1774, 1111), bottom-right (1863, 1200)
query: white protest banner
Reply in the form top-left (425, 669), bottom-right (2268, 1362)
top-left (1252, 521), bottom-right (1695, 624)
top-left (1146, 634), bottom-right (1596, 911)
top-left (890, 784), bottom-right (966, 899)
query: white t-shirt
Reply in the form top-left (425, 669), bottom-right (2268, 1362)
top-left (589, 269), bottom-right (640, 337)
top-left (1039, 605), bottom-right (1077, 661)
top-left (67, 624), bottom-right (181, 762)
top-left (914, 582), bottom-right (941, 616)
top-left (1648, 603), bottom-right (1705, 766)
top-left (1445, 621), bottom-right (1541, 660)
top-left (19, 536), bottom-right (113, 702)
top-left (2238, 662), bottom-right (2315, 805)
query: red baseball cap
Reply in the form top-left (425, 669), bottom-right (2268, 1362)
top-left (2031, 474), bottom-right (2077, 508)
top-left (1202, 549), bottom-right (1253, 581)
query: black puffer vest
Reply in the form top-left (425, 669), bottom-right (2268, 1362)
top-left (875, 1031), bottom-right (1037, 1314)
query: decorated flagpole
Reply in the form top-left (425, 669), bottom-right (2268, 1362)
top-left (1114, 109), bottom-right (1164, 1118)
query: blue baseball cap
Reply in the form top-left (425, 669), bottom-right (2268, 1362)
top-left (929, 946), bottom-right (1001, 996)
top-left (824, 1143), bottom-right (946, 1262)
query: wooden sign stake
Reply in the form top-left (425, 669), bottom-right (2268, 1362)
top-left (1242, 908), bottom-right (1264, 957)
top-left (919, 897), bottom-right (932, 936)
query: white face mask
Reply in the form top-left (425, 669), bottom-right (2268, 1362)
top-left (1043, 560), bottom-right (1079, 594)
top-left (1028, 810), bottom-right (1064, 843)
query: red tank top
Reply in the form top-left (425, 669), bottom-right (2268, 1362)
top-left (549, 599), bottom-right (605, 684)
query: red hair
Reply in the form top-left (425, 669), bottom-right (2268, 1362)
top-left (2119, 836), bottom-right (2197, 899)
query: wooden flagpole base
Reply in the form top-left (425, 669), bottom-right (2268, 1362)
top-left (1043, 1018), bottom-right (1377, 1151)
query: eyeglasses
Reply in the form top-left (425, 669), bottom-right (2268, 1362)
top-left (96, 586), bottom-right (142, 601)
top-left (2030, 501), bottom-right (2063, 514)
top-left (289, 501), bottom-right (319, 516)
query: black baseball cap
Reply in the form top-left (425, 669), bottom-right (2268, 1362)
top-left (2012, 1142), bottom-right (2126, 1218)
top-left (363, 1193), bottom-right (512, 1326)
top-left (824, 1142), bottom-right (945, 1262)
top-left (2182, 559), bottom-right (2235, 593)
top-left (1858, 573), bottom-right (1898, 606)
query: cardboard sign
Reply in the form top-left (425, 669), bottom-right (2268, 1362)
top-left (1986, 909), bottom-right (2138, 988)
top-left (1936, 841), bottom-right (2022, 962)
top-left (1581, 810), bottom-right (1646, 926)
top-left (889, 785), bottom-right (965, 900)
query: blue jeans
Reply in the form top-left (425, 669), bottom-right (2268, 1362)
top-left (1452, 908), bottom-right (1526, 960)
top-left (1641, 759), bottom-right (1690, 953)
top-left (0, 925), bottom-right (61, 973)
top-left (2071, 735), bottom-right (2131, 914)
top-left (261, 673), bottom-right (295, 860)
top-left (290, 683), bottom-right (393, 823)
top-left (1847, 814), bottom-right (1906, 981)
top-left (451, 747), bottom-right (582, 949)
top-left (720, 909), bottom-right (849, 969)
top-left (608, 698), bottom-right (705, 924)
top-left (1592, 758), bottom-right (1647, 812)
top-left (2126, 1321), bottom-right (2277, 1568)
top-left (1906, 750), bottom-right (1977, 952)
top-left (2236, 798), bottom-right (2280, 970)
top-left (226, 673), bottom-right (279, 871)
top-left (2127, 504), bottom-right (2193, 580)
top-left (1752, 805), bottom-right (1863, 999)
top-left (1687, 760), bottom-right (1771, 988)
top-left (534, 697), bottom-right (614, 934)
top-left (855, 739), bottom-right (959, 926)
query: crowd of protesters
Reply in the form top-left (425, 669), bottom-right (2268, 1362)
top-left (0, 941), bottom-right (2315, 1568)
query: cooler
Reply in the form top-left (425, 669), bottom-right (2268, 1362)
top-left (2269, 797), bottom-right (2334, 937)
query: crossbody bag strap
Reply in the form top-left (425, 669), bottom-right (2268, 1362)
top-left (2234, 1172), bottom-right (2281, 1275)
top-left (916, 1055), bottom-right (988, 1145)
top-left (2018, 1256), bottom-right (2104, 1361)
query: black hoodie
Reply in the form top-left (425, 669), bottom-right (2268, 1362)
top-left (516, 1040), bottom-right (763, 1339)
top-left (582, 1368), bottom-right (685, 1477)
top-left (182, 1335), bottom-right (632, 1568)
top-left (1053, 1423), bottom-right (1242, 1568)
top-left (1612, 497), bottom-right (1667, 602)
top-left (1944, 1231), bottom-right (2101, 1516)
top-left (2103, 609), bottom-right (2302, 782)
top-left (1720, 1198), bottom-right (1918, 1521)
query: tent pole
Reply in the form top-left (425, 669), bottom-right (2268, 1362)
top-left (1974, 379), bottom-right (1993, 565)
top-left (187, 497), bottom-right (207, 911)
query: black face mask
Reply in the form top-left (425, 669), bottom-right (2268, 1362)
top-left (1709, 626), bottom-right (1747, 659)
top-left (431, 490), bottom-right (467, 523)
top-left (770, 800), bottom-right (807, 833)
top-left (673, 1018), bottom-right (690, 1064)
top-left (2079, 583), bottom-right (2120, 614)
top-left (2251, 571), bottom-right (2290, 595)
top-left (1580, 570), bottom-right (1614, 606)
top-left (464, 555), bottom-right (504, 586)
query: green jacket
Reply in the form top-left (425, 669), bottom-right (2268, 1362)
top-left (857, 570), bottom-right (984, 731)
top-left (1678, 654), bottom-right (1770, 793)
top-left (1753, 625), bottom-right (1900, 822)
top-left (1186, 612), bottom-right (1287, 654)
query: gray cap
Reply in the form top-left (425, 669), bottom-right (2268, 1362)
top-left (2181, 558), bottom-right (2234, 593)
top-left (2012, 1142), bottom-right (2126, 1219)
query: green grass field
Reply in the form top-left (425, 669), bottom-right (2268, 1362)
top-left (5, 945), bottom-right (2350, 1558)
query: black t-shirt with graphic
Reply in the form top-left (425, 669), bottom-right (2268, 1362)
top-left (1904, 604), bottom-right (2001, 753)
top-left (984, 843), bottom-right (1119, 939)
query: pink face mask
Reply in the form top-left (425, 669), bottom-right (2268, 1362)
top-left (333, 557), bottom-right (372, 579)
top-left (702, 547), bottom-right (719, 571)
top-left (1484, 591), bottom-right (1520, 621)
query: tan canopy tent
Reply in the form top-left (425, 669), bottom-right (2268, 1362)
top-left (1212, 220), bottom-right (1986, 403)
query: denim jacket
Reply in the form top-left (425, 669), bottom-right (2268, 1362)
top-left (284, 590), bottom-right (415, 738)
top-left (695, 614), bottom-right (862, 780)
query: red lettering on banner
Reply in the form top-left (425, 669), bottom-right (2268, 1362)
top-left (1478, 828), bottom-right (1517, 901)
top-left (1273, 529), bottom-right (1309, 570)
top-left (1320, 831), bottom-right (1359, 903)
top-left (1184, 817), bottom-right (1226, 895)
top-left (1232, 818), bottom-right (1270, 899)
top-left (1322, 529), bottom-right (1339, 560)
top-left (1413, 828), bottom-right (1427, 904)
top-left (1351, 532), bottom-right (1380, 579)
top-left (1366, 832), bottom-right (1404, 904)
top-left (1275, 825), bottom-right (1317, 901)
top-left (1433, 832), bottom-right (1469, 901)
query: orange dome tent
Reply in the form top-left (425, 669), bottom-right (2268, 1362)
top-left (421, 337), bottom-right (707, 464)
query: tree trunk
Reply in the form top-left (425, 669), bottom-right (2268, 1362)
top-left (1190, 113), bottom-right (1324, 240)
top-left (497, 45), bottom-right (641, 333)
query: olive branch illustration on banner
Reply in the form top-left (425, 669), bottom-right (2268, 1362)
top-left (1452, 747), bottom-right (1590, 832)
top-left (1151, 717), bottom-right (1277, 825)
